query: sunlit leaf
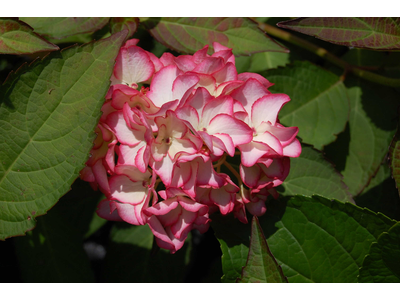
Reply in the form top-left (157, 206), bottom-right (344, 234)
top-left (278, 145), bottom-right (353, 203)
top-left (0, 31), bottom-right (127, 240)
top-left (143, 17), bottom-right (288, 56)
top-left (20, 17), bottom-right (110, 40)
top-left (237, 216), bottom-right (287, 283)
top-left (262, 61), bottom-right (350, 150)
top-left (0, 18), bottom-right (59, 54)
top-left (212, 195), bottom-right (395, 283)
top-left (278, 17), bottom-right (400, 50)
top-left (359, 222), bottom-right (400, 282)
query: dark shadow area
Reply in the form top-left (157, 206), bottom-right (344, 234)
top-left (3, 178), bottom-right (227, 283)
top-left (211, 197), bottom-right (288, 248)
top-left (356, 173), bottom-right (400, 221)
top-left (56, 178), bottom-right (104, 238)
top-left (0, 238), bottom-right (22, 282)
top-left (348, 78), bottom-right (399, 132)
top-left (134, 23), bottom-right (180, 58)
top-left (184, 228), bottom-right (223, 282)
top-left (261, 197), bottom-right (290, 239)
top-left (99, 222), bottom-right (189, 283)
top-left (323, 123), bottom-right (351, 173)
top-left (83, 221), bottom-right (114, 283)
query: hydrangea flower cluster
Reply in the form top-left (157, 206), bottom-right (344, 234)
top-left (80, 39), bottom-right (301, 253)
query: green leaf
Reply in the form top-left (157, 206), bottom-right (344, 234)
top-left (101, 223), bottom-right (190, 282)
top-left (237, 216), bottom-right (288, 283)
top-left (324, 74), bottom-right (398, 196)
top-left (19, 17), bottom-right (110, 40)
top-left (49, 178), bottom-right (107, 239)
top-left (235, 51), bottom-right (290, 73)
top-left (13, 202), bottom-right (95, 282)
top-left (212, 214), bottom-right (250, 282)
top-left (212, 195), bottom-right (395, 283)
top-left (0, 31), bottom-right (127, 240)
top-left (278, 145), bottom-right (353, 203)
top-left (389, 118), bottom-right (400, 197)
top-left (142, 17), bottom-right (288, 56)
top-left (359, 222), bottom-right (400, 282)
top-left (0, 18), bottom-right (59, 54)
top-left (262, 60), bottom-right (350, 150)
top-left (278, 17), bottom-right (400, 51)
top-left (110, 17), bottom-right (139, 41)
top-left (355, 163), bottom-right (400, 221)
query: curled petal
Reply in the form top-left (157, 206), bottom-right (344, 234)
top-left (210, 188), bottom-right (235, 215)
top-left (170, 209), bottom-right (197, 239)
top-left (207, 114), bottom-right (253, 147)
top-left (190, 72), bottom-right (216, 95)
top-left (175, 106), bottom-right (200, 131)
top-left (146, 51), bottom-right (164, 72)
top-left (240, 164), bottom-right (262, 188)
top-left (193, 56), bottom-right (225, 74)
top-left (170, 160), bottom-right (197, 197)
top-left (113, 45), bottom-right (155, 87)
top-left (253, 131), bottom-right (284, 156)
top-left (97, 200), bottom-right (123, 221)
top-left (147, 217), bottom-right (185, 253)
top-left (160, 52), bottom-right (176, 67)
top-left (238, 141), bottom-right (279, 167)
top-left (213, 62), bottom-right (237, 85)
top-left (238, 72), bottom-right (274, 89)
top-left (258, 122), bottom-right (299, 147)
top-left (147, 65), bottom-right (181, 107)
top-left (109, 174), bottom-right (148, 205)
top-left (196, 158), bottom-right (225, 188)
top-left (211, 133), bottom-right (235, 156)
top-left (192, 215), bottom-right (210, 234)
top-left (172, 74), bottom-right (199, 106)
top-left (115, 200), bottom-right (149, 226)
top-left (230, 78), bottom-right (271, 114)
top-left (118, 142), bottom-right (149, 173)
top-left (115, 164), bottom-right (150, 181)
top-left (246, 199), bottom-right (267, 217)
top-left (151, 154), bottom-right (174, 186)
top-left (106, 111), bottom-right (143, 146)
top-left (174, 55), bottom-right (197, 72)
top-left (201, 95), bottom-right (233, 126)
top-left (92, 159), bottom-right (111, 197)
top-left (283, 138), bottom-right (302, 157)
top-left (192, 45), bottom-right (209, 64)
top-left (179, 197), bottom-right (209, 215)
top-left (80, 166), bottom-right (95, 183)
top-left (252, 94), bottom-right (290, 128)
top-left (145, 197), bottom-right (180, 216)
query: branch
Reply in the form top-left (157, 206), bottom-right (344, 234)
top-left (257, 21), bottom-right (400, 88)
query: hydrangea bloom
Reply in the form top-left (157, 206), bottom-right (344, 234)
top-left (81, 39), bottom-right (301, 253)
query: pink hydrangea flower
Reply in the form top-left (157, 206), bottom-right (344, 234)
top-left (80, 39), bottom-right (302, 253)
top-left (144, 189), bottom-right (210, 253)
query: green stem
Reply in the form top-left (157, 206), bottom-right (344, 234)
top-left (257, 21), bottom-right (400, 88)
top-left (223, 160), bottom-right (242, 186)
